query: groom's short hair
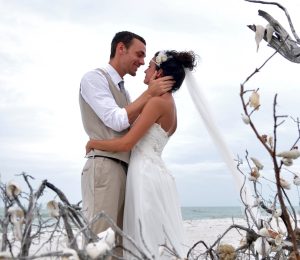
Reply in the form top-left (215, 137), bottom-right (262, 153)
top-left (110, 31), bottom-right (146, 59)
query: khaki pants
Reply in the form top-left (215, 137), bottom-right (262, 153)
top-left (81, 157), bottom-right (126, 238)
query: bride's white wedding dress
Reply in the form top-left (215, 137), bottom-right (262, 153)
top-left (123, 123), bottom-right (185, 259)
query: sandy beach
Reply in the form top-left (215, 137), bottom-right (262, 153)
top-left (183, 218), bottom-right (247, 255)
top-left (184, 218), bottom-right (247, 246)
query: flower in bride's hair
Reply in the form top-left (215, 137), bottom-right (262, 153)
top-left (155, 51), bottom-right (168, 66)
top-left (249, 91), bottom-right (260, 110)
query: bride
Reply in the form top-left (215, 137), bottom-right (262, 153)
top-left (86, 50), bottom-right (197, 259)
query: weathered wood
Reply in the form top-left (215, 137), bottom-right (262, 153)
top-left (248, 10), bottom-right (300, 63)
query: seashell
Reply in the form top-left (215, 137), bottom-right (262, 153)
top-left (62, 248), bottom-right (79, 260)
top-left (275, 234), bottom-right (283, 246)
top-left (282, 158), bottom-right (293, 166)
top-left (7, 205), bottom-right (24, 241)
top-left (6, 181), bottom-right (21, 199)
top-left (241, 114), bottom-right (250, 124)
top-left (277, 150), bottom-right (300, 159)
top-left (273, 208), bottom-right (282, 218)
top-left (249, 167), bottom-right (260, 181)
top-left (249, 91), bottom-right (260, 110)
top-left (280, 178), bottom-right (291, 190)
top-left (158, 246), bottom-right (165, 256)
top-left (258, 227), bottom-right (270, 237)
top-left (267, 229), bottom-right (279, 239)
top-left (255, 25), bottom-right (266, 52)
top-left (293, 176), bottom-right (300, 186)
top-left (86, 239), bottom-right (110, 259)
top-left (104, 227), bottom-right (115, 249)
top-left (86, 243), bottom-right (100, 259)
top-left (266, 24), bottom-right (274, 43)
top-left (47, 200), bottom-right (60, 218)
top-left (217, 244), bottom-right (236, 260)
top-left (268, 136), bottom-right (273, 148)
top-left (250, 157), bottom-right (264, 170)
top-left (254, 237), bottom-right (271, 255)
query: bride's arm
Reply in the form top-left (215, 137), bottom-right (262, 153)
top-left (86, 97), bottom-right (164, 153)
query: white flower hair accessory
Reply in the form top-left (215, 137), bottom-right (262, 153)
top-left (152, 51), bottom-right (169, 67)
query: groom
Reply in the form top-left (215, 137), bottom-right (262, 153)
top-left (79, 31), bottom-right (173, 238)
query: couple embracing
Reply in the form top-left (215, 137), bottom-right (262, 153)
top-left (79, 31), bottom-right (197, 259)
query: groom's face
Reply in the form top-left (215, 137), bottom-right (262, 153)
top-left (122, 38), bottom-right (146, 76)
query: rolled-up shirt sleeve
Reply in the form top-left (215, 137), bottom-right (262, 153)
top-left (80, 70), bottom-right (130, 132)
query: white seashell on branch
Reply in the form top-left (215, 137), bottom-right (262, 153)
top-left (250, 157), bottom-right (264, 170)
top-left (86, 240), bottom-right (110, 259)
top-left (268, 136), bottom-right (273, 148)
top-left (280, 178), bottom-right (291, 190)
top-left (248, 167), bottom-right (260, 181)
top-left (258, 228), bottom-right (270, 237)
top-left (293, 175), bottom-right (300, 186)
top-left (62, 248), bottom-right (80, 260)
top-left (7, 205), bottom-right (24, 241)
top-left (104, 227), bottom-right (115, 248)
top-left (282, 158), bottom-right (293, 166)
top-left (275, 234), bottom-right (283, 246)
top-left (241, 114), bottom-right (250, 124)
top-left (277, 149), bottom-right (300, 159)
top-left (273, 208), bottom-right (282, 218)
top-left (249, 92), bottom-right (260, 110)
top-left (255, 25), bottom-right (266, 52)
top-left (266, 24), bottom-right (274, 43)
top-left (254, 237), bottom-right (271, 255)
top-left (47, 200), bottom-right (60, 218)
top-left (6, 181), bottom-right (22, 199)
top-left (158, 246), bottom-right (165, 256)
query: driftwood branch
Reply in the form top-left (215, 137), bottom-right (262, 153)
top-left (247, 6), bottom-right (300, 62)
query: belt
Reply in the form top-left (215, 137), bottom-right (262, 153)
top-left (88, 155), bottom-right (128, 172)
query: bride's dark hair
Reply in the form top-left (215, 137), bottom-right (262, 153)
top-left (154, 50), bottom-right (197, 92)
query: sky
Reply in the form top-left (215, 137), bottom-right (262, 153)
top-left (1, 0), bottom-right (300, 207)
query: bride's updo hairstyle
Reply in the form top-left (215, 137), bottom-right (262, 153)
top-left (153, 50), bottom-right (197, 92)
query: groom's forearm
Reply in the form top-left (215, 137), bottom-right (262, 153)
top-left (125, 90), bottom-right (152, 125)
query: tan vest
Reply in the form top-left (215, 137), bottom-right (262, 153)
top-left (79, 69), bottom-right (130, 163)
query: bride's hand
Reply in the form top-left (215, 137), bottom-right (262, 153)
top-left (147, 71), bottom-right (174, 97)
top-left (86, 140), bottom-right (93, 155)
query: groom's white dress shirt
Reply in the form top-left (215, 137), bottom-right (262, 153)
top-left (80, 64), bottom-right (130, 132)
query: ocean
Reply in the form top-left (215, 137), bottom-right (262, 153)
top-left (181, 206), bottom-right (244, 220)
top-left (0, 206), bottom-right (244, 220)
top-left (6, 206), bottom-right (298, 220)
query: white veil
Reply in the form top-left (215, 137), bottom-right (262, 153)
top-left (184, 71), bottom-right (254, 207)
